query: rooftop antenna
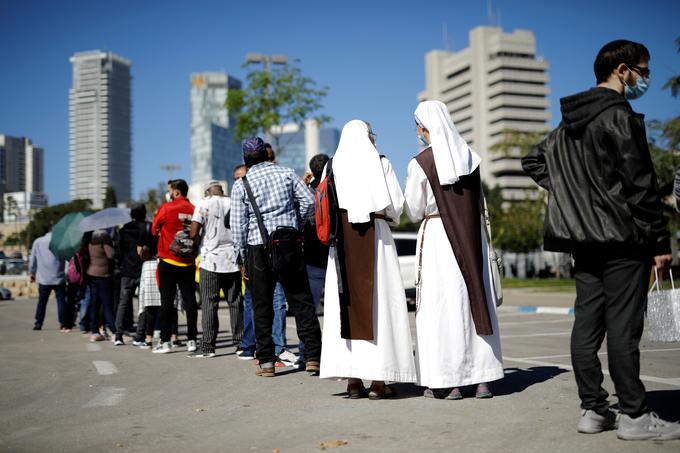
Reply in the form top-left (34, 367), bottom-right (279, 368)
top-left (442, 23), bottom-right (452, 50)
top-left (487, 0), bottom-right (495, 25)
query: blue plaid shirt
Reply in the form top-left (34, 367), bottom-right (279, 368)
top-left (230, 162), bottom-right (314, 260)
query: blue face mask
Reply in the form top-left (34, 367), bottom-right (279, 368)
top-left (418, 134), bottom-right (429, 147)
top-left (624, 69), bottom-right (650, 100)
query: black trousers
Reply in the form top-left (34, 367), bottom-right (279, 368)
top-left (246, 245), bottom-right (322, 364)
top-left (115, 276), bottom-right (140, 335)
top-left (571, 246), bottom-right (651, 417)
top-left (158, 260), bottom-right (197, 343)
top-left (199, 269), bottom-right (241, 353)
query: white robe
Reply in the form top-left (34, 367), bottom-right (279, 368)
top-left (404, 158), bottom-right (504, 388)
top-left (319, 158), bottom-right (417, 383)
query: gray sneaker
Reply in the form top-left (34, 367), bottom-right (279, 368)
top-left (152, 341), bottom-right (172, 354)
top-left (187, 340), bottom-right (197, 353)
top-left (577, 409), bottom-right (617, 434)
top-left (617, 412), bottom-right (680, 441)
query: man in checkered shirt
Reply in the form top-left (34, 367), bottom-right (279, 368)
top-left (230, 137), bottom-right (322, 377)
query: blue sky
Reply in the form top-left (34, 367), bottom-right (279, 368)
top-left (1, 0), bottom-right (679, 204)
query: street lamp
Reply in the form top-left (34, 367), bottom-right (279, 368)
top-left (245, 53), bottom-right (288, 73)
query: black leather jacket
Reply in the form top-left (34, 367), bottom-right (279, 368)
top-left (522, 87), bottom-right (670, 255)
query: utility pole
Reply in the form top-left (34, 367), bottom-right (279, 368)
top-left (160, 164), bottom-right (181, 182)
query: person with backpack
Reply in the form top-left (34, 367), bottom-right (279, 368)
top-left (230, 137), bottom-right (322, 377)
top-left (318, 120), bottom-right (416, 399)
top-left (151, 179), bottom-right (198, 354)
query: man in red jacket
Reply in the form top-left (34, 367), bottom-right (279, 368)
top-left (151, 179), bottom-right (198, 354)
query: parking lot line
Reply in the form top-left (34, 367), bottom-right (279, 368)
top-left (501, 331), bottom-right (571, 339)
top-left (504, 356), bottom-right (680, 387)
top-left (82, 387), bottom-right (126, 408)
top-left (500, 319), bottom-right (574, 326)
top-left (521, 347), bottom-right (680, 361)
top-left (92, 361), bottom-right (119, 375)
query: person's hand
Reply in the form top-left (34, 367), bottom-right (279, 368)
top-left (654, 254), bottom-right (673, 272)
top-left (29, 273), bottom-right (35, 283)
top-left (240, 265), bottom-right (248, 282)
top-left (303, 172), bottom-right (314, 185)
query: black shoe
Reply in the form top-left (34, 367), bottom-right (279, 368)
top-left (33, 324), bottom-right (42, 331)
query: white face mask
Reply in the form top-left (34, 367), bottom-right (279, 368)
top-left (165, 192), bottom-right (172, 202)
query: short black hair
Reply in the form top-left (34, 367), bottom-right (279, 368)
top-left (167, 179), bottom-right (189, 197)
top-left (130, 203), bottom-right (147, 221)
top-left (594, 40), bottom-right (650, 83)
top-left (309, 153), bottom-right (330, 180)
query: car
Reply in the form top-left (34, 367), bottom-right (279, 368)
top-left (0, 287), bottom-right (12, 300)
top-left (393, 231), bottom-right (418, 310)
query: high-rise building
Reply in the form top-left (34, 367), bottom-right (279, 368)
top-left (270, 120), bottom-right (340, 177)
top-left (419, 26), bottom-right (550, 199)
top-left (190, 72), bottom-right (242, 192)
top-left (69, 50), bottom-right (132, 209)
top-left (0, 135), bottom-right (46, 222)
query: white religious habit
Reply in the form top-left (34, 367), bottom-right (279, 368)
top-left (319, 120), bottom-right (417, 383)
top-left (405, 100), bottom-right (504, 389)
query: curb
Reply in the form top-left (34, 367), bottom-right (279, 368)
top-left (501, 305), bottom-right (575, 316)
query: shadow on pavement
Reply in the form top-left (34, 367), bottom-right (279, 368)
top-left (492, 366), bottom-right (569, 396)
top-left (610, 390), bottom-right (680, 421)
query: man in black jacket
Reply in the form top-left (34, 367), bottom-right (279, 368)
top-left (523, 40), bottom-right (679, 441)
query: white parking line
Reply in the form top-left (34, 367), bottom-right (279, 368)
top-left (86, 343), bottom-right (102, 352)
top-left (504, 356), bottom-right (680, 387)
top-left (520, 347), bottom-right (680, 361)
top-left (93, 361), bottom-right (119, 375)
top-left (501, 319), bottom-right (574, 326)
top-left (83, 387), bottom-right (126, 408)
top-left (502, 331), bottom-right (571, 339)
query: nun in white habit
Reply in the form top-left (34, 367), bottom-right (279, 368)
top-left (404, 100), bottom-right (503, 400)
top-left (320, 119), bottom-right (417, 399)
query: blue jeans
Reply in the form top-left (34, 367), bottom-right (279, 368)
top-left (79, 285), bottom-right (92, 332)
top-left (89, 277), bottom-right (116, 335)
top-left (240, 282), bottom-right (287, 354)
top-left (34, 283), bottom-right (67, 328)
top-left (299, 265), bottom-right (325, 361)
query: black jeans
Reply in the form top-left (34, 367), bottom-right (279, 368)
top-left (571, 246), bottom-right (651, 417)
top-left (34, 284), bottom-right (67, 328)
top-left (246, 245), bottom-right (322, 364)
top-left (157, 260), bottom-right (197, 343)
top-left (115, 276), bottom-right (140, 336)
top-left (88, 276), bottom-right (116, 335)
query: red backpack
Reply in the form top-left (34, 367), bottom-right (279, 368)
top-left (67, 252), bottom-right (84, 286)
top-left (314, 158), bottom-right (339, 246)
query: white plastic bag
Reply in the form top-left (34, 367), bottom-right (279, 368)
top-left (646, 268), bottom-right (680, 342)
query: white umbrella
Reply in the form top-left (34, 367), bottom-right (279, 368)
top-left (78, 208), bottom-right (132, 232)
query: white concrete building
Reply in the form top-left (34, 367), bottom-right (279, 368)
top-left (69, 50), bottom-right (132, 209)
top-left (3, 191), bottom-right (48, 222)
top-left (0, 135), bottom-right (46, 222)
top-left (419, 26), bottom-right (550, 199)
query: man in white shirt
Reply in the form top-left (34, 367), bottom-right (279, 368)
top-left (189, 180), bottom-right (241, 358)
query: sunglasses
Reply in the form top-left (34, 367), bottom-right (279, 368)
top-left (627, 64), bottom-right (650, 78)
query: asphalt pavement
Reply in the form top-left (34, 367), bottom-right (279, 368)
top-left (1, 291), bottom-right (679, 452)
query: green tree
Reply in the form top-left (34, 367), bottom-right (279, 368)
top-left (663, 37), bottom-right (680, 98)
top-left (104, 186), bottom-right (118, 208)
top-left (226, 59), bottom-right (330, 153)
top-left (25, 199), bottom-right (92, 248)
top-left (138, 188), bottom-right (161, 216)
top-left (491, 191), bottom-right (546, 253)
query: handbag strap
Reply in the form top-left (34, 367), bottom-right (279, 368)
top-left (652, 267), bottom-right (675, 293)
top-left (478, 181), bottom-right (494, 247)
top-left (241, 175), bottom-right (269, 246)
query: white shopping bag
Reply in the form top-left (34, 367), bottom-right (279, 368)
top-left (646, 268), bottom-right (680, 342)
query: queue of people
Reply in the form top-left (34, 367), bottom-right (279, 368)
top-left (27, 39), bottom-right (680, 442)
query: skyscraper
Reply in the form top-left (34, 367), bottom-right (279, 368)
top-left (419, 26), bottom-right (550, 199)
top-left (69, 50), bottom-right (132, 209)
top-left (190, 72), bottom-right (242, 191)
top-left (0, 135), bottom-right (46, 221)
top-left (271, 120), bottom-right (340, 177)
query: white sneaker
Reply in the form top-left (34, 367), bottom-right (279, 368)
top-left (187, 340), bottom-right (197, 353)
top-left (278, 349), bottom-right (298, 367)
top-left (152, 342), bottom-right (172, 354)
top-left (577, 409), bottom-right (617, 434)
top-left (617, 412), bottom-right (680, 441)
